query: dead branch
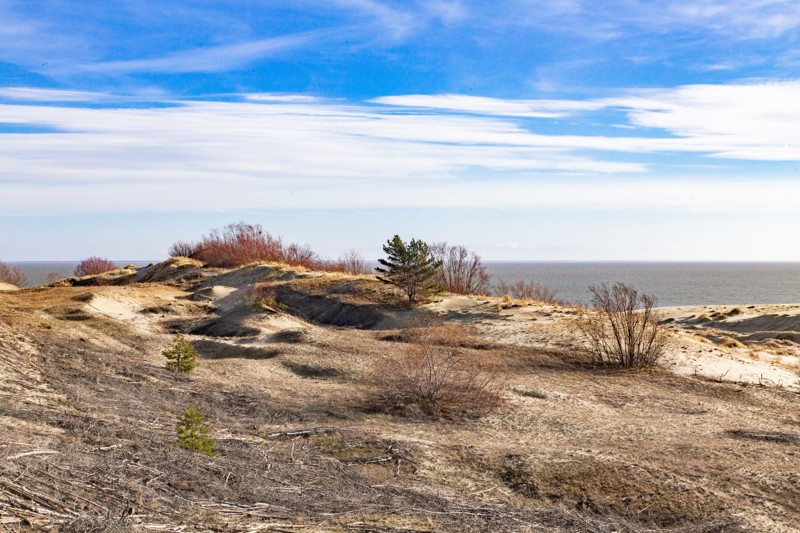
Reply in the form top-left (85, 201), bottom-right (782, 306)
top-left (266, 427), bottom-right (340, 438)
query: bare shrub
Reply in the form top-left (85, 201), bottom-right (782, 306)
top-left (168, 240), bottom-right (198, 258)
top-left (495, 279), bottom-right (560, 304)
top-left (74, 257), bottom-right (118, 277)
top-left (340, 249), bottom-right (370, 275)
top-left (0, 260), bottom-right (27, 286)
top-left (576, 282), bottom-right (667, 368)
top-left (46, 272), bottom-right (65, 284)
top-left (429, 242), bottom-right (490, 295)
top-left (376, 322), bottom-right (503, 418)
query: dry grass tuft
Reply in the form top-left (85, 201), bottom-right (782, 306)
top-left (719, 336), bottom-right (745, 349)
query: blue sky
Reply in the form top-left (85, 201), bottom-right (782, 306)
top-left (1, 0), bottom-right (799, 261)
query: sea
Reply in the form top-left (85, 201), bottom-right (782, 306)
top-left (7, 261), bottom-right (800, 308)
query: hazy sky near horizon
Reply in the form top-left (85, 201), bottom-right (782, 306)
top-left (1, 1), bottom-right (799, 261)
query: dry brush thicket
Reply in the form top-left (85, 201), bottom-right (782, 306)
top-left (430, 242), bottom-right (491, 295)
top-left (169, 222), bottom-right (368, 274)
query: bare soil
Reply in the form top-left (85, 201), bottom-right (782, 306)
top-left (1, 262), bottom-right (798, 531)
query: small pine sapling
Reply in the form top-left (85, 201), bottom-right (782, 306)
top-left (163, 334), bottom-right (199, 373)
top-left (176, 407), bottom-right (216, 455)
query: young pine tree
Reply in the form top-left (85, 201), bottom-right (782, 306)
top-left (376, 235), bottom-right (442, 303)
top-left (176, 406), bottom-right (216, 455)
top-left (163, 334), bottom-right (199, 373)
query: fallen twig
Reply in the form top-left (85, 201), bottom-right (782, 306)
top-left (266, 427), bottom-right (339, 439)
top-left (5, 450), bottom-right (61, 461)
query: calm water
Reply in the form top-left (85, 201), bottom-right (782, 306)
top-left (485, 262), bottom-right (800, 307)
top-left (8, 261), bottom-right (152, 288)
top-left (8, 261), bottom-right (800, 307)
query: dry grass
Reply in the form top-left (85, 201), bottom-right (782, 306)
top-left (719, 336), bottom-right (745, 348)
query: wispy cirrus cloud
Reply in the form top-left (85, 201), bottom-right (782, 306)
top-left (77, 31), bottom-right (328, 74)
top-left (496, 0), bottom-right (800, 40)
top-left (0, 87), bottom-right (110, 102)
top-left (371, 94), bottom-right (604, 118)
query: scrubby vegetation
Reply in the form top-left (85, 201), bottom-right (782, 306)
top-left (74, 256), bottom-right (118, 277)
top-left (495, 278), bottom-right (561, 304)
top-left (0, 260), bottom-right (27, 287)
top-left (374, 323), bottom-right (504, 418)
top-left (169, 221), bottom-right (368, 274)
top-left (577, 282), bottom-right (668, 367)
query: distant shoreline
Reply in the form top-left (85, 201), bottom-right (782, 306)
top-left (7, 260), bottom-right (800, 308)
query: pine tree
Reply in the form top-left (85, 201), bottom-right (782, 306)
top-left (375, 235), bottom-right (442, 303)
top-left (163, 334), bottom-right (198, 373)
top-left (176, 406), bottom-right (216, 455)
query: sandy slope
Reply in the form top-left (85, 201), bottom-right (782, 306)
top-left (0, 281), bottom-right (20, 291)
top-left (427, 295), bottom-right (800, 390)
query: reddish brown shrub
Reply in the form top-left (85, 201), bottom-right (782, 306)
top-left (284, 243), bottom-right (317, 268)
top-left (174, 222), bottom-right (358, 273)
top-left (430, 242), bottom-right (490, 295)
top-left (191, 222), bottom-right (284, 267)
top-left (0, 261), bottom-right (27, 287)
top-left (74, 257), bottom-right (119, 277)
top-left (375, 323), bottom-right (504, 418)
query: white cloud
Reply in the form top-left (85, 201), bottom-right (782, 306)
top-left (244, 94), bottom-right (323, 103)
top-left (1, 82), bottom-right (799, 217)
top-left (605, 81), bottom-right (800, 160)
top-left (371, 94), bottom-right (604, 118)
